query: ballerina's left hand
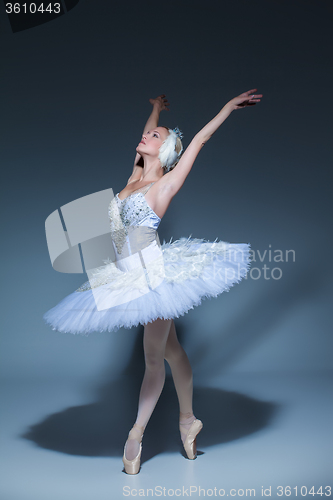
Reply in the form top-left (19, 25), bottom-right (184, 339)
top-left (228, 89), bottom-right (263, 110)
top-left (149, 94), bottom-right (170, 112)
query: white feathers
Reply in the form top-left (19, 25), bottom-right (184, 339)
top-left (158, 128), bottom-right (184, 172)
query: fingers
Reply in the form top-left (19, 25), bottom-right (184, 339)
top-left (150, 94), bottom-right (170, 110)
top-left (160, 94), bottom-right (170, 110)
top-left (244, 92), bottom-right (263, 103)
top-left (240, 89), bottom-right (256, 96)
top-left (236, 93), bottom-right (262, 109)
top-left (151, 94), bottom-right (167, 102)
top-left (236, 101), bottom-right (258, 108)
top-left (241, 89), bottom-right (263, 99)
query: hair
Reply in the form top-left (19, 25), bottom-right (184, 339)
top-left (160, 126), bottom-right (183, 173)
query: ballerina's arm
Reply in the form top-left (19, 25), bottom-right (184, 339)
top-left (127, 95), bottom-right (170, 185)
top-left (155, 89), bottom-right (262, 203)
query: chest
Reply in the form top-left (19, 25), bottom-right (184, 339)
top-left (108, 193), bottom-right (156, 226)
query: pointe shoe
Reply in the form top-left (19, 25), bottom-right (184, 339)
top-left (122, 423), bottom-right (145, 475)
top-left (179, 419), bottom-right (203, 460)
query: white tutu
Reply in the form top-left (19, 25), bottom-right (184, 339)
top-left (43, 183), bottom-right (251, 335)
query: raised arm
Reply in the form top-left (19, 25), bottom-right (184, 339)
top-left (127, 95), bottom-right (170, 185)
top-left (161, 89), bottom-right (262, 194)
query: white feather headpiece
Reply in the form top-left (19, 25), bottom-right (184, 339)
top-left (158, 127), bottom-right (183, 172)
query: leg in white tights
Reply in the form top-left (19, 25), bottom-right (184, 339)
top-left (164, 320), bottom-right (196, 443)
top-left (125, 318), bottom-right (172, 461)
top-left (124, 319), bottom-right (196, 460)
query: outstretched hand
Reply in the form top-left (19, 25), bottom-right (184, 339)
top-left (228, 89), bottom-right (263, 110)
top-left (149, 94), bottom-right (170, 112)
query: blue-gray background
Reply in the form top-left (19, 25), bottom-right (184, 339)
top-left (1, 1), bottom-right (332, 498)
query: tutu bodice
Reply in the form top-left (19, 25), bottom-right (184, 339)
top-left (109, 182), bottom-right (161, 256)
top-left (43, 182), bottom-right (252, 335)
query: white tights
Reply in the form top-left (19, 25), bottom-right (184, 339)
top-left (124, 318), bottom-right (196, 460)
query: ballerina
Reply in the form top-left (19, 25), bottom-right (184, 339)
top-left (43, 89), bottom-right (262, 474)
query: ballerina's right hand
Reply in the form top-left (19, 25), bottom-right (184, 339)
top-left (149, 94), bottom-right (170, 112)
top-left (228, 89), bottom-right (263, 110)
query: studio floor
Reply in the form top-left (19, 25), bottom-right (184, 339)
top-left (1, 371), bottom-right (332, 500)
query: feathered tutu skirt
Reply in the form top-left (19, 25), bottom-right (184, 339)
top-left (43, 237), bottom-right (251, 335)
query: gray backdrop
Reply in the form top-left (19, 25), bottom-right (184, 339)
top-left (1, 0), bottom-right (332, 380)
top-left (0, 1), bottom-right (332, 498)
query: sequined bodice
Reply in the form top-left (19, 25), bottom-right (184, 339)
top-left (108, 182), bottom-right (161, 255)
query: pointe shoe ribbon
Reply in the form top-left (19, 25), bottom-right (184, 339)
top-left (122, 423), bottom-right (145, 475)
top-left (179, 419), bottom-right (203, 460)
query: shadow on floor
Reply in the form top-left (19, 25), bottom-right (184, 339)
top-left (21, 377), bottom-right (278, 464)
top-left (22, 321), bottom-right (279, 463)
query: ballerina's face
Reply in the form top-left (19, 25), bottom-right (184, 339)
top-left (136, 127), bottom-right (169, 157)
